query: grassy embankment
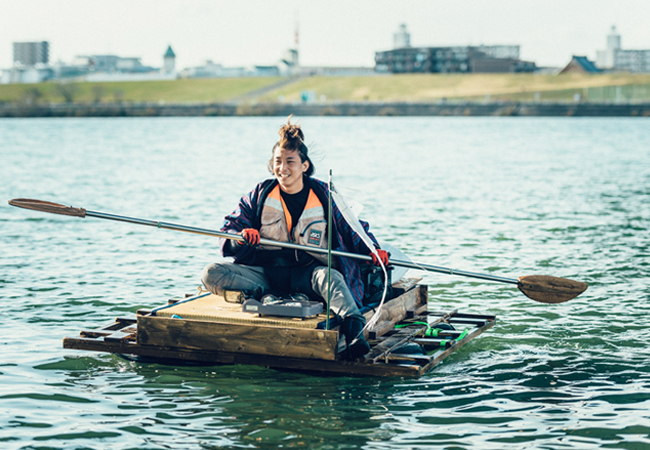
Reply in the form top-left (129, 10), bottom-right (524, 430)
top-left (2, 73), bottom-right (650, 105)
top-left (259, 73), bottom-right (650, 103)
top-left (0, 77), bottom-right (283, 104)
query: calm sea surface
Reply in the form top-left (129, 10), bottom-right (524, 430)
top-left (1, 116), bottom-right (649, 449)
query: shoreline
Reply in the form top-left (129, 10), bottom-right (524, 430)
top-left (1, 101), bottom-right (649, 117)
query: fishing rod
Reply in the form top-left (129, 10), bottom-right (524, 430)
top-left (8, 198), bottom-right (587, 304)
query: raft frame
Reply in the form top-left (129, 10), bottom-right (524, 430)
top-left (63, 284), bottom-right (496, 378)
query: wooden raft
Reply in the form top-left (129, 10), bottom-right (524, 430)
top-left (63, 284), bottom-right (496, 377)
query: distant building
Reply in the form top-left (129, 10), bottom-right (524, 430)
top-left (80, 54), bottom-right (156, 74)
top-left (375, 25), bottom-right (535, 74)
top-left (375, 46), bottom-right (535, 74)
top-left (559, 56), bottom-right (601, 74)
top-left (281, 48), bottom-right (300, 76)
top-left (596, 26), bottom-right (621, 69)
top-left (614, 50), bottom-right (650, 73)
top-left (180, 60), bottom-right (280, 78)
top-left (299, 66), bottom-right (377, 77)
top-left (2, 43), bottom-right (179, 84)
top-left (394, 24), bottom-right (411, 49)
top-left (82, 46), bottom-right (177, 82)
top-left (13, 41), bottom-right (49, 66)
top-left (1, 65), bottom-right (53, 84)
top-left (163, 45), bottom-right (176, 74)
top-left (596, 26), bottom-right (650, 73)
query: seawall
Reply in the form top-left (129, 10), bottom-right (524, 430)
top-left (1, 101), bottom-right (650, 117)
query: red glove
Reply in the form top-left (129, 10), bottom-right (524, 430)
top-left (241, 228), bottom-right (260, 246)
top-left (370, 249), bottom-right (389, 266)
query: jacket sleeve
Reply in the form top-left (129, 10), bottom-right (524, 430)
top-left (219, 185), bottom-right (260, 262)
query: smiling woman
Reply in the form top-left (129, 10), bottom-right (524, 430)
top-left (201, 115), bottom-right (390, 360)
top-left (267, 118), bottom-right (315, 194)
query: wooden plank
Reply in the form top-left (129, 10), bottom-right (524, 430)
top-left (104, 329), bottom-right (137, 343)
top-left (363, 285), bottom-right (426, 329)
top-left (381, 353), bottom-right (433, 364)
top-left (137, 315), bottom-right (339, 361)
top-left (80, 329), bottom-right (113, 338)
top-left (116, 316), bottom-right (137, 324)
top-left (62, 336), bottom-right (423, 377)
top-left (95, 319), bottom-right (129, 331)
top-left (392, 277), bottom-right (422, 291)
top-left (80, 318), bottom-right (135, 337)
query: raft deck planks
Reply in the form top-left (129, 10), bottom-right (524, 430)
top-left (63, 284), bottom-right (496, 377)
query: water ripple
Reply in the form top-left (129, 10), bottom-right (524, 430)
top-left (1, 117), bottom-right (650, 449)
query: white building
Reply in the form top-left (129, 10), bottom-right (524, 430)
top-left (596, 26), bottom-right (621, 69)
top-left (280, 48), bottom-right (299, 76)
top-left (83, 46), bottom-right (177, 82)
top-left (393, 24), bottom-right (411, 49)
top-left (163, 45), bottom-right (176, 74)
top-left (1, 64), bottom-right (53, 84)
top-left (180, 60), bottom-right (279, 78)
top-left (596, 26), bottom-right (650, 73)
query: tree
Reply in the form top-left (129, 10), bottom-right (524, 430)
top-left (91, 84), bottom-right (106, 103)
top-left (22, 87), bottom-right (43, 105)
top-left (55, 83), bottom-right (80, 104)
top-left (113, 89), bottom-right (124, 103)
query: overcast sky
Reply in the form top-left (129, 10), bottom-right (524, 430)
top-left (2, 0), bottom-right (649, 71)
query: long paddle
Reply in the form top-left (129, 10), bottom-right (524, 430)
top-left (8, 198), bottom-right (587, 303)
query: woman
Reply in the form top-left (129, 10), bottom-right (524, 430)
top-left (202, 117), bottom-right (389, 360)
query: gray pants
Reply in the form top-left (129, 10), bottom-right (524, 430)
top-left (201, 262), bottom-right (365, 323)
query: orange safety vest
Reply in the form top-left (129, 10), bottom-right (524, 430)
top-left (259, 185), bottom-right (329, 264)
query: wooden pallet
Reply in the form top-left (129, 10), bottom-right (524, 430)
top-left (63, 285), bottom-right (496, 378)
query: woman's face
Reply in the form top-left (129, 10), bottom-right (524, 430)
top-left (273, 147), bottom-right (309, 194)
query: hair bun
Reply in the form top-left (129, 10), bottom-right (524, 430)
top-left (278, 115), bottom-right (305, 151)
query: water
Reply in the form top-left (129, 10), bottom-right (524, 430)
top-left (1, 116), bottom-right (649, 449)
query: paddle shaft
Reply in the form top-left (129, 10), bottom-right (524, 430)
top-left (9, 198), bottom-right (588, 302)
top-left (83, 209), bottom-right (518, 285)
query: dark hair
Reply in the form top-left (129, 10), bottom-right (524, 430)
top-left (268, 115), bottom-right (315, 177)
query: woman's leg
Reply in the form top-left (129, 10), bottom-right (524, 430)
top-left (310, 266), bottom-right (365, 323)
top-left (311, 266), bottom-right (370, 359)
top-left (202, 262), bottom-right (270, 296)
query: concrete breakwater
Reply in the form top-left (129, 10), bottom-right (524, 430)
top-left (1, 101), bottom-right (650, 117)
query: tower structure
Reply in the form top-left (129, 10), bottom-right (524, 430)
top-left (393, 24), bottom-right (411, 49)
top-left (596, 26), bottom-right (621, 69)
top-left (163, 45), bottom-right (176, 73)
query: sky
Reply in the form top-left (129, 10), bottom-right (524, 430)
top-left (1, 0), bottom-right (649, 71)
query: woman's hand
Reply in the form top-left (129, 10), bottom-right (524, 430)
top-left (241, 228), bottom-right (260, 246)
top-left (370, 249), bottom-right (389, 266)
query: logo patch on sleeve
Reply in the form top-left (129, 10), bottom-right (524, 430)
top-left (308, 229), bottom-right (323, 245)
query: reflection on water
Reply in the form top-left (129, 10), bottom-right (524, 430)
top-left (1, 117), bottom-right (649, 449)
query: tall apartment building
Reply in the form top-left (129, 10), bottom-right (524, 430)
top-left (13, 41), bottom-right (49, 66)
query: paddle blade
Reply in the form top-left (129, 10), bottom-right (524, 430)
top-left (8, 198), bottom-right (86, 218)
top-left (517, 275), bottom-right (587, 303)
